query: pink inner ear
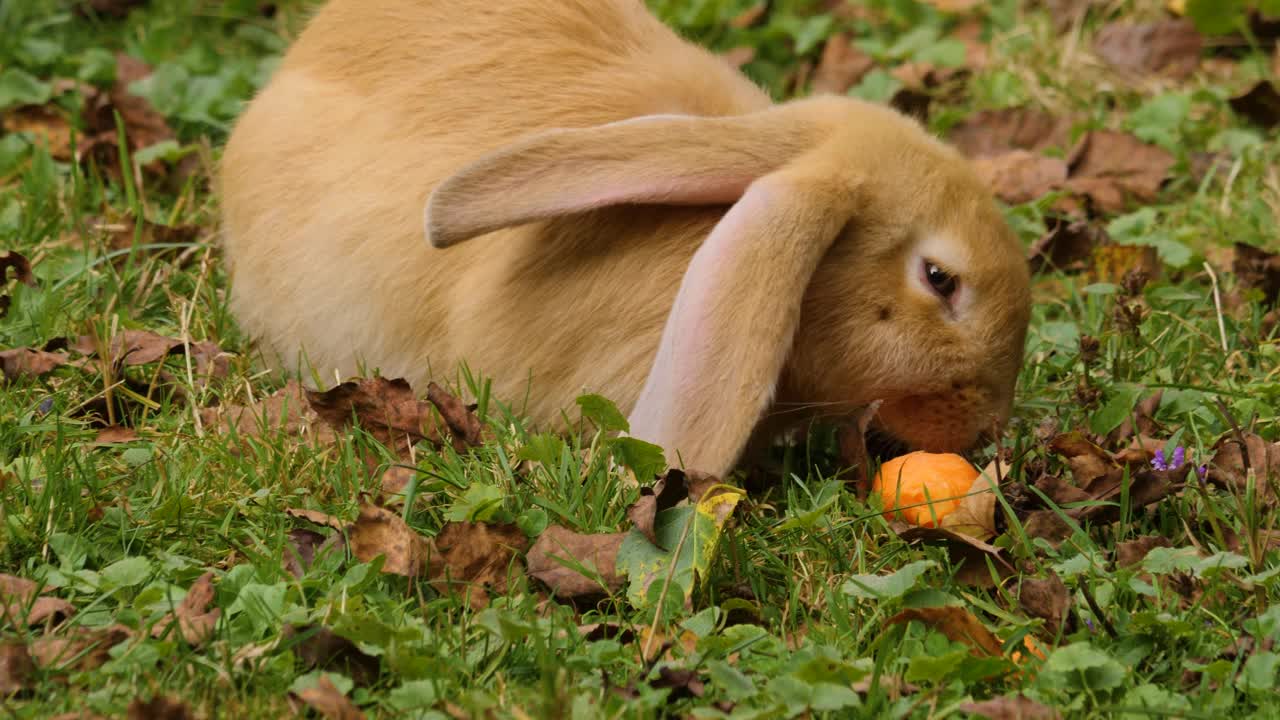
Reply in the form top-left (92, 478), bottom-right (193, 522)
top-left (628, 182), bottom-right (782, 462)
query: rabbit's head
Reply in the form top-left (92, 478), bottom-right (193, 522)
top-left (427, 96), bottom-right (1031, 475)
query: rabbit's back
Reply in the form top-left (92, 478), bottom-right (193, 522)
top-left (219, 0), bottom-right (767, 410)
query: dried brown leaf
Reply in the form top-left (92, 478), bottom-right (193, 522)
top-left (0, 643), bottom-right (35, 694)
top-left (284, 625), bottom-right (380, 687)
top-left (94, 425), bottom-right (139, 444)
top-left (1, 251), bottom-right (36, 288)
top-left (838, 402), bottom-right (881, 498)
top-left (1230, 81), bottom-right (1280, 129)
top-left (348, 505), bottom-right (431, 578)
top-left (527, 525), bottom-right (627, 598)
top-left (971, 151), bottom-right (1068, 204)
top-left (1048, 432), bottom-right (1114, 488)
top-left (1094, 20), bottom-right (1202, 79)
top-left (204, 380), bottom-right (330, 443)
top-left (429, 521), bottom-right (529, 609)
top-left (1233, 241), bottom-right (1280, 307)
top-left (949, 108), bottom-right (1072, 158)
top-left (1205, 432), bottom-right (1280, 495)
top-left (306, 377), bottom-right (440, 457)
top-left (294, 676), bottom-right (366, 720)
top-left (31, 625), bottom-right (133, 672)
top-left (425, 381), bottom-right (483, 447)
top-left (0, 347), bottom-right (69, 381)
top-left (286, 507), bottom-right (346, 530)
top-left (1028, 219), bottom-right (1107, 274)
top-left (885, 606), bottom-right (1004, 657)
top-left (960, 694), bottom-right (1062, 720)
top-left (1023, 510), bottom-right (1075, 546)
top-left (938, 468), bottom-right (998, 540)
top-left (150, 572), bottom-right (219, 646)
top-left (811, 33), bottom-right (875, 94)
top-left (126, 695), bottom-right (196, 720)
top-left (651, 666), bottom-right (706, 700)
top-left (2, 105), bottom-right (75, 160)
top-left (284, 528), bottom-right (336, 579)
top-left (1116, 535), bottom-right (1172, 569)
top-left (0, 573), bottom-right (75, 626)
top-left (1018, 573), bottom-right (1071, 637)
top-left (1064, 131), bottom-right (1174, 214)
top-left (894, 523), bottom-right (1015, 588)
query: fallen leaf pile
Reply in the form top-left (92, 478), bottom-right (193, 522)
top-left (0, 53), bottom-right (181, 180)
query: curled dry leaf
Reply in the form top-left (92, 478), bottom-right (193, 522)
top-left (1017, 573), bottom-right (1071, 637)
top-left (1022, 510), bottom-right (1075, 546)
top-left (285, 507), bottom-right (346, 531)
top-left (1233, 242), bottom-right (1280, 307)
top-left (429, 521), bottom-right (529, 609)
top-left (949, 108), bottom-right (1072, 159)
top-left (0, 348), bottom-right (69, 381)
top-left (126, 695), bottom-right (196, 720)
top-left (1, 105), bottom-right (75, 160)
top-left (1229, 81), bottom-right (1280, 129)
top-left (378, 466), bottom-right (417, 505)
top-left (1064, 131), bottom-right (1174, 214)
top-left (0, 573), bottom-right (75, 626)
top-left (283, 625), bottom-right (380, 687)
top-left (31, 625), bottom-right (133, 672)
top-left (284, 527), bottom-right (338, 578)
top-left (293, 676), bottom-right (366, 720)
top-left (1028, 218), bottom-right (1107, 274)
top-left (1116, 535), bottom-right (1172, 569)
top-left (1107, 391), bottom-right (1163, 446)
top-left (150, 572), bottom-right (219, 646)
top-left (838, 401), bottom-right (882, 498)
top-left (203, 380), bottom-right (332, 444)
top-left (526, 525), bottom-right (627, 598)
top-left (894, 524), bottom-right (1016, 588)
top-left (1, 251), bottom-right (36, 288)
top-left (1094, 19), bottom-right (1202, 79)
top-left (0, 643), bottom-right (35, 695)
top-left (650, 666), bottom-right (706, 701)
top-left (885, 606), bottom-right (1004, 657)
top-left (80, 54), bottom-right (177, 179)
top-left (938, 466), bottom-right (999, 540)
top-left (347, 504), bottom-right (431, 578)
top-left (971, 151), bottom-right (1068, 205)
top-left (94, 425), bottom-right (139, 444)
top-left (811, 33), bottom-right (875, 94)
top-left (1205, 432), bottom-right (1279, 496)
top-left (425, 381), bottom-right (484, 447)
top-left (960, 694), bottom-right (1062, 720)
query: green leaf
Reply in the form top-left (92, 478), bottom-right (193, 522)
top-left (809, 682), bottom-right (861, 712)
top-left (1237, 651), bottom-right (1279, 694)
top-left (708, 660), bottom-right (756, 701)
top-left (0, 68), bottom-right (52, 110)
top-left (1186, 0), bottom-right (1247, 35)
top-left (388, 679), bottom-right (440, 710)
top-left (444, 483), bottom-right (506, 522)
top-left (1089, 385), bottom-right (1144, 436)
top-left (517, 433), bottom-right (566, 465)
top-left (575, 394), bottom-right (628, 432)
top-left (101, 557), bottom-right (153, 588)
top-left (616, 485), bottom-right (744, 606)
top-left (842, 560), bottom-right (935, 600)
top-left (849, 69), bottom-right (901, 103)
top-left (905, 648), bottom-right (967, 682)
top-left (1044, 641), bottom-right (1127, 691)
top-left (1126, 93), bottom-right (1190, 149)
top-left (610, 437), bottom-right (667, 480)
top-left (1121, 684), bottom-right (1192, 719)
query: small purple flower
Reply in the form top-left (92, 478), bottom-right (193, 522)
top-left (1152, 449), bottom-right (1168, 471)
top-left (1196, 464), bottom-right (1208, 482)
top-left (1085, 617), bottom-right (1095, 632)
top-left (1152, 446), bottom-right (1187, 472)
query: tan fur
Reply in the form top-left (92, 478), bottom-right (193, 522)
top-left (219, 0), bottom-right (1032, 477)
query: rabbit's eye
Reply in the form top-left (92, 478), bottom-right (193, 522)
top-left (923, 261), bottom-right (958, 300)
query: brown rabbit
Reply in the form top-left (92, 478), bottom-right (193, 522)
top-left (219, 0), bottom-right (1032, 477)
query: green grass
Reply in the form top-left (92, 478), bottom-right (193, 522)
top-left (2, 0), bottom-right (1279, 717)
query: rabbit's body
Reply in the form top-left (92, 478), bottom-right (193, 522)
top-left (221, 0), bottom-right (1032, 475)
top-left (222, 0), bottom-right (761, 425)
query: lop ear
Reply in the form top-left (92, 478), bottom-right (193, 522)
top-left (425, 102), bottom-right (838, 247)
top-left (627, 154), bottom-right (860, 477)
